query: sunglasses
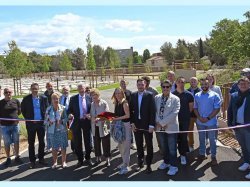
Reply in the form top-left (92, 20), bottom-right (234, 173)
top-left (162, 86), bottom-right (170, 89)
top-left (4, 91), bottom-right (11, 94)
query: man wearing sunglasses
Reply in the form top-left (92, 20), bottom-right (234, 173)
top-left (0, 88), bottom-right (22, 167)
top-left (230, 68), bottom-right (250, 94)
top-left (155, 80), bottom-right (180, 176)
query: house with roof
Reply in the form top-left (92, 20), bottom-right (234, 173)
top-left (115, 47), bottom-right (133, 65)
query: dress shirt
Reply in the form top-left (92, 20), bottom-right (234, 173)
top-left (194, 90), bottom-right (221, 126)
top-left (78, 94), bottom-right (87, 119)
top-left (32, 96), bottom-right (42, 120)
top-left (60, 95), bottom-right (70, 110)
top-left (236, 98), bottom-right (246, 124)
top-left (138, 92), bottom-right (144, 119)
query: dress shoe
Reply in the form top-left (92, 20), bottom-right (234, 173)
top-left (4, 158), bottom-right (11, 168)
top-left (211, 157), bottom-right (218, 166)
top-left (75, 161), bottom-right (83, 168)
top-left (85, 159), bottom-right (94, 166)
top-left (135, 164), bottom-right (144, 172)
top-left (15, 156), bottom-right (24, 164)
top-left (146, 166), bottom-right (152, 174)
top-left (29, 162), bottom-right (36, 169)
top-left (39, 159), bottom-right (48, 166)
top-left (197, 155), bottom-right (207, 161)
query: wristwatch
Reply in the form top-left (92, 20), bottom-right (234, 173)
top-left (207, 117), bottom-right (211, 120)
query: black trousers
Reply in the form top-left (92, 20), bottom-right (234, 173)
top-left (26, 122), bottom-right (45, 162)
top-left (134, 129), bottom-right (153, 166)
top-left (72, 119), bottom-right (92, 163)
top-left (178, 121), bottom-right (189, 156)
top-left (94, 127), bottom-right (111, 158)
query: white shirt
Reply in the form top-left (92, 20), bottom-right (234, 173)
top-left (138, 92), bottom-right (144, 119)
top-left (60, 95), bottom-right (71, 110)
top-left (78, 94), bottom-right (87, 119)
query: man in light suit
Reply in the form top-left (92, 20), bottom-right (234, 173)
top-left (155, 80), bottom-right (180, 176)
top-left (68, 83), bottom-right (93, 167)
top-left (130, 78), bottom-right (155, 174)
top-left (60, 86), bottom-right (71, 111)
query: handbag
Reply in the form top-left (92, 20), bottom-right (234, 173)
top-left (68, 129), bottom-right (73, 140)
top-left (110, 120), bottom-right (126, 143)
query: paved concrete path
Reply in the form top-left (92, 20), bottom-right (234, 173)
top-left (0, 79), bottom-right (247, 181)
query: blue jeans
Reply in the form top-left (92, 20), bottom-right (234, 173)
top-left (157, 132), bottom-right (177, 166)
top-left (235, 127), bottom-right (250, 163)
top-left (197, 124), bottom-right (217, 157)
top-left (1, 125), bottom-right (19, 147)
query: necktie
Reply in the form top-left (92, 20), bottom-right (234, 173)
top-left (82, 96), bottom-right (87, 116)
top-left (63, 97), bottom-right (67, 106)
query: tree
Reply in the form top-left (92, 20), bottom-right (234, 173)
top-left (186, 41), bottom-right (199, 61)
top-left (209, 18), bottom-right (243, 63)
top-left (40, 55), bottom-right (51, 73)
top-left (0, 55), bottom-right (6, 73)
top-left (4, 41), bottom-right (29, 95)
top-left (59, 52), bottom-right (73, 79)
top-left (142, 49), bottom-right (150, 63)
top-left (160, 42), bottom-right (175, 64)
top-left (133, 51), bottom-right (142, 64)
top-left (104, 47), bottom-right (121, 82)
top-left (199, 38), bottom-right (204, 58)
top-left (93, 45), bottom-right (105, 67)
top-left (175, 39), bottom-right (189, 60)
top-left (86, 34), bottom-right (96, 87)
top-left (73, 47), bottom-right (85, 70)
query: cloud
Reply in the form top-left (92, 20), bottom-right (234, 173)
top-left (0, 13), bottom-right (203, 55)
top-left (104, 19), bottom-right (144, 32)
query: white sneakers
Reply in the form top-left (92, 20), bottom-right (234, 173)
top-left (158, 162), bottom-right (170, 170)
top-left (52, 163), bottom-right (57, 169)
top-left (245, 172), bottom-right (250, 180)
top-left (62, 162), bottom-right (67, 168)
top-left (180, 156), bottom-right (187, 165)
top-left (238, 163), bottom-right (250, 171)
top-left (119, 166), bottom-right (129, 175)
top-left (167, 166), bottom-right (178, 176)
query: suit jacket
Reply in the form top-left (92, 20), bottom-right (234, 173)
top-left (130, 91), bottom-right (155, 130)
top-left (227, 90), bottom-right (250, 128)
top-left (155, 93), bottom-right (180, 133)
top-left (21, 94), bottom-right (49, 120)
top-left (68, 94), bottom-right (92, 128)
top-left (59, 94), bottom-right (71, 111)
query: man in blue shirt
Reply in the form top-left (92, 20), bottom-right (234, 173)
top-left (194, 79), bottom-right (221, 166)
top-left (21, 83), bottom-right (49, 169)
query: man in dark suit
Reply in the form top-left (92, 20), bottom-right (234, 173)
top-left (68, 83), bottom-right (93, 167)
top-left (228, 77), bottom-right (250, 179)
top-left (130, 78), bottom-right (155, 173)
top-left (21, 83), bottom-right (49, 169)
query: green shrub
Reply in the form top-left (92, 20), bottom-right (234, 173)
top-left (19, 123), bottom-right (28, 139)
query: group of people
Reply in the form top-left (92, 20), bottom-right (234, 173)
top-left (0, 68), bottom-right (250, 179)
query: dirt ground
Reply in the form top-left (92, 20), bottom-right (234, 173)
top-left (0, 135), bottom-right (28, 163)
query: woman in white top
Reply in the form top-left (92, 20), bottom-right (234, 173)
top-left (90, 88), bottom-right (111, 167)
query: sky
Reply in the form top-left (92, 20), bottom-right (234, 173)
top-left (0, 1), bottom-right (249, 55)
